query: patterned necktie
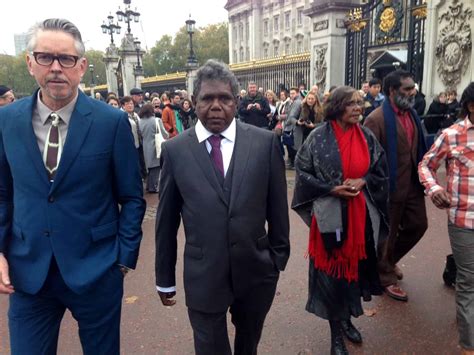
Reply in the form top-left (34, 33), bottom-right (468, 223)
top-left (44, 113), bottom-right (62, 181)
top-left (208, 135), bottom-right (224, 177)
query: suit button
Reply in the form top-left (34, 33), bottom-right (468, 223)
top-left (44, 231), bottom-right (50, 237)
top-left (48, 196), bottom-right (54, 203)
top-left (231, 242), bottom-right (237, 247)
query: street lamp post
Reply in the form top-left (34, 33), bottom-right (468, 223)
top-left (89, 64), bottom-right (95, 98)
top-left (116, 0), bottom-right (140, 35)
top-left (185, 15), bottom-right (198, 69)
top-left (101, 14), bottom-right (121, 45)
top-left (134, 38), bottom-right (142, 69)
top-left (133, 39), bottom-right (144, 88)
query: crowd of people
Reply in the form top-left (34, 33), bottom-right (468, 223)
top-left (0, 17), bottom-right (473, 355)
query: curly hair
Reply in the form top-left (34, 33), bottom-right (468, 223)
top-left (459, 82), bottom-right (474, 118)
top-left (323, 86), bottom-right (358, 121)
top-left (194, 59), bottom-right (239, 99)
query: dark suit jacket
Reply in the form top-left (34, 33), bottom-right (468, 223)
top-left (0, 90), bottom-right (146, 294)
top-left (364, 106), bottom-right (424, 202)
top-left (155, 121), bottom-right (290, 313)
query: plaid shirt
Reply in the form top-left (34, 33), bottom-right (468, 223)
top-left (418, 117), bottom-right (474, 229)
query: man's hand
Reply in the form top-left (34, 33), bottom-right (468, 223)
top-left (343, 178), bottom-right (366, 192)
top-left (246, 104), bottom-right (254, 110)
top-left (254, 103), bottom-right (261, 110)
top-left (431, 189), bottom-right (451, 209)
top-left (158, 291), bottom-right (176, 306)
top-left (330, 185), bottom-right (360, 199)
top-left (0, 253), bottom-right (14, 295)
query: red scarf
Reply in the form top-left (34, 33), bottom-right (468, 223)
top-left (308, 121), bottom-right (370, 282)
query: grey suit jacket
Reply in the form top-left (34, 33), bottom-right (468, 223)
top-left (284, 98), bottom-right (302, 133)
top-left (155, 121), bottom-right (290, 312)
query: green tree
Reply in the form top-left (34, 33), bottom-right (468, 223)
top-left (195, 23), bottom-right (229, 64)
top-left (0, 54), bottom-right (37, 96)
top-left (143, 22), bottom-right (229, 76)
top-left (84, 50), bottom-right (106, 86)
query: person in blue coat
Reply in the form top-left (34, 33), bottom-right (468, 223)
top-left (0, 18), bottom-right (145, 355)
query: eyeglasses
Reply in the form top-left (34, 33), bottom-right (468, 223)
top-left (32, 52), bottom-right (80, 68)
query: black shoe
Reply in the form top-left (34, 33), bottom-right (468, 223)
top-left (341, 319), bottom-right (362, 344)
top-left (443, 254), bottom-right (457, 287)
top-left (331, 334), bottom-right (349, 355)
top-left (329, 321), bottom-right (349, 355)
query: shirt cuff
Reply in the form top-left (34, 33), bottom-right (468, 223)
top-left (426, 185), bottom-right (443, 197)
top-left (156, 285), bottom-right (176, 293)
top-left (117, 264), bottom-right (132, 271)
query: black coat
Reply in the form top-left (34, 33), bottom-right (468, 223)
top-left (291, 122), bottom-right (389, 247)
top-left (238, 94), bottom-right (271, 128)
top-left (155, 121), bottom-right (290, 312)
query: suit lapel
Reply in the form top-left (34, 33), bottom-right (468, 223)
top-left (50, 92), bottom-right (93, 194)
top-left (187, 128), bottom-right (228, 206)
top-left (229, 122), bottom-right (252, 211)
top-left (16, 94), bottom-right (50, 186)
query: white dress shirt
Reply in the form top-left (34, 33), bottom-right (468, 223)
top-left (156, 118), bottom-right (236, 293)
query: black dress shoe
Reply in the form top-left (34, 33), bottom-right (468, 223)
top-left (340, 319), bottom-right (362, 344)
top-left (331, 334), bottom-right (349, 355)
top-left (443, 254), bottom-right (456, 287)
top-left (329, 321), bottom-right (349, 355)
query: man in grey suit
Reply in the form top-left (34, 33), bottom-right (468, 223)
top-left (155, 59), bottom-right (290, 355)
top-left (282, 87), bottom-right (302, 169)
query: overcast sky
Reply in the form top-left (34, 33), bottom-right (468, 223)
top-left (0, 0), bottom-right (229, 55)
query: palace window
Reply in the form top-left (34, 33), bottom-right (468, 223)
top-left (274, 16), bottom-right (279, 33)
top-left (232, 26), bottom-right (237, 42)
top-left (264, 20), bottom-right (269, 36)
top-left (263, 47), bottom-right (269, 59)
top-left (297, 8), bottom-right (303, 26)
top-left (274, 45), bottom-right (279, 57)
top-left (285, 41), bottom-right (291, 54)
top-left (246, 22), bottom-right (249, 40)
top-left (233, 50), bottom-right (237, 63)
top-left (239, 23), bottom-right (243, 41)
top-left (240, 47), bottom-right (244, 62)
top-left (246, 47), bottom-right (250, 61)
top-left (285, 11), bottom-right (291, 30)
top-left (297, 40), bottom-right (303, 53)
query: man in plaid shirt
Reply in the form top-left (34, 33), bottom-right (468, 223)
top-left (418, 82), bottom-right (474, 355)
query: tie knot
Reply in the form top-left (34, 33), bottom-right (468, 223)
top-left (208, 135), bottom-right (222, 149)
top-left (50, 113), bottom-right (61, 127)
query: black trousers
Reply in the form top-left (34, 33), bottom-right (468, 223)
top-left (187, 273), bottom-right (279, 355)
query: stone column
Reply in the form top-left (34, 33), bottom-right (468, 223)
top-left (304, 0), bottom-right (359, 92)
top-left (186, 69), bottom-right (198, 98)
top-left (118, 33), bottom-right (143, 95)
top-left (422, 0), bottom-right (473, 101)
top-left (103, 44), bottom-right (120, 95)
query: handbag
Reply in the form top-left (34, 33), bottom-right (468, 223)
top-left (282, 130), bottom-right (294, 146)
top-left (155, 117), bottom-right (168, 158)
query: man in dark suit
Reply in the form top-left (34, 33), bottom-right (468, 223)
top-left (364, 70), bottom-right (428, 302)
top-left (0, 19), bottom-right (145, 354)
top-left (155, 59), bottom-right (290, 355)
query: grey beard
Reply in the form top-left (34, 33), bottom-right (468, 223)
top-left (394, 94), bottom-right (415, 110)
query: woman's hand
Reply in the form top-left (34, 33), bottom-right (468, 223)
top-left (343, 178), bottom-right (366, 192)
top-left (297, 119), bottom-right (305, 126)
top-left (330, 185), bottom-right (360, 199)
top-left (305, 122), bottom-right (315, 129)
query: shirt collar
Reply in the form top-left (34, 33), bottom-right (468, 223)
top-left (195, 118), bottom-right (236, 143)
top-left (463, 116), bottom-right (474, 130)
top-left (36, 90), bottom-right (78, 125)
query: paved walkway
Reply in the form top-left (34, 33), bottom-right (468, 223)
top-left (0, 171), bottom-right (460, 354)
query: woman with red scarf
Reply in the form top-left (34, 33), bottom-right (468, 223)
top-left (292, 86), bottom-right (390, 355)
